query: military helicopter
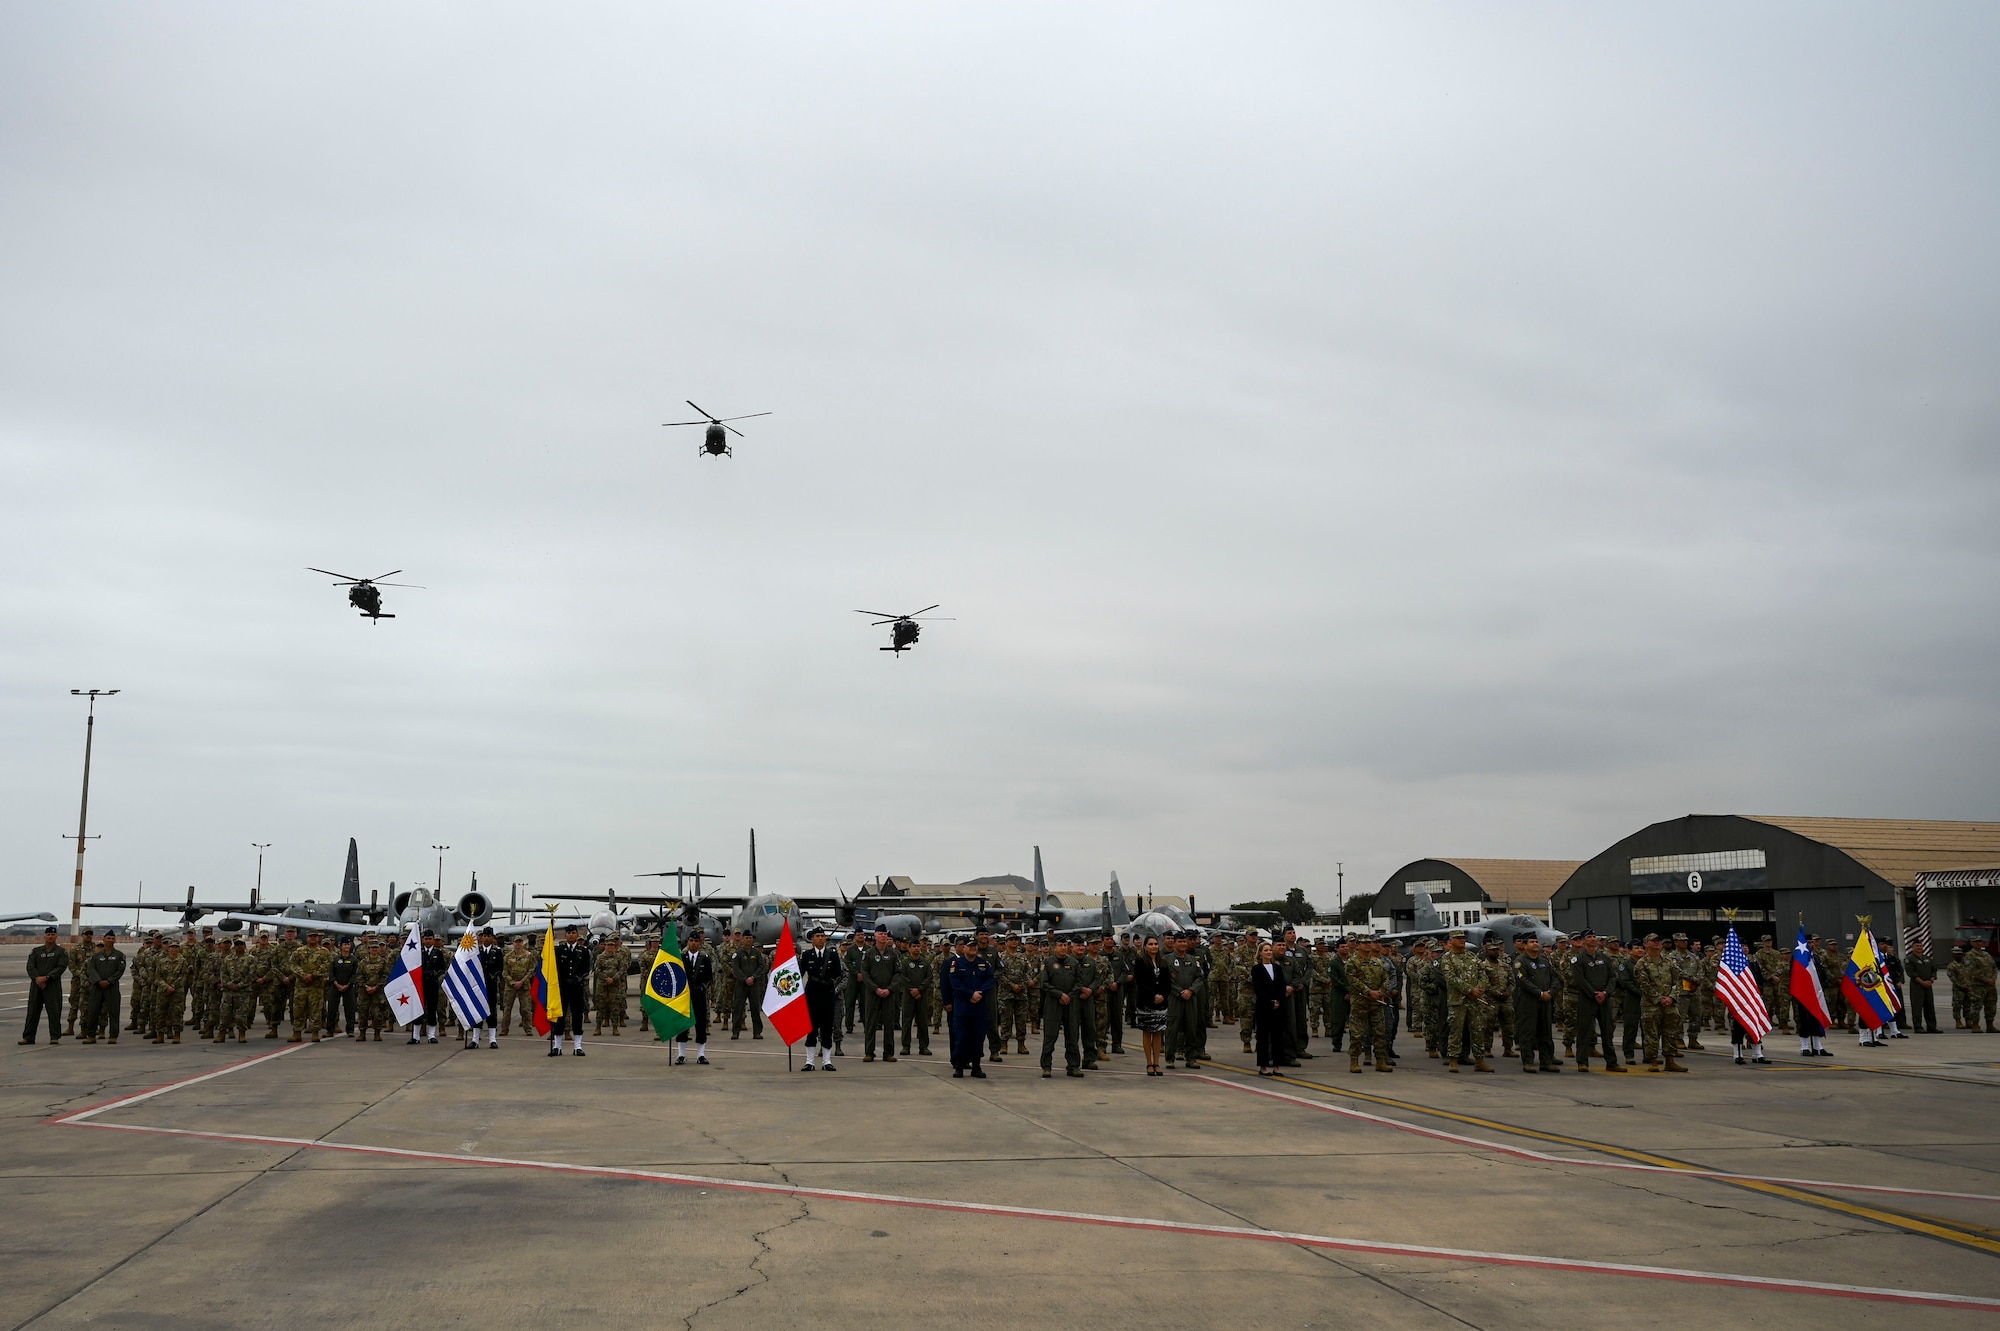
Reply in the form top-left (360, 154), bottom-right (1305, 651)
top-left (855, 604), bottom-right (952, 654)
top-left (662, 400), bottom-right (771, 458)
top-left (307, 567), bottom-right (422, 621)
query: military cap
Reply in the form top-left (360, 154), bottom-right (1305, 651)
top-left (689, 928), bottom-right (705, 939)
top-left (1482, 937), bottom-right (1500, 949)
top-left (1447, 929), bottom-right (1466, 939)
top-left (1643, 932), bottom-right (1662, 943)
top-left (146, 930), bottom-right (161, 939)
top-left (478, 926), bottom-right (496, 936)
top-left (231, 936), bottom-right (246, 946)
top-left (1759, 935), bottom-right (1773, 943)
top-left (1576, 929), bottom-right (1595, 939)
top-left (563, 923), bottom-right (579, 933)
top-left (80, 926), bottom-right (94, 934)
top-left (43, 924), bottom-right (58, 934)
top-left (1671, 932), bottom-right (1688, 942)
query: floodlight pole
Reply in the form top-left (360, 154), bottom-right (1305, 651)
top-left (252, 844), bottom-right (271, 910)
top-left (434, 845), bottom-right (450, 899)
top-left (65, 689), bottom-right (119, 939)
top-left (1336, 862), bottom-right (1344, 933)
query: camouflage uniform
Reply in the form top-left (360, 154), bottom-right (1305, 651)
top-left (499, 943), bottom-right (535, 1034)
top-left (129, 938), bottom-right (158, 1035)
top-left (997, 947), bottom-right (1034, 1054)
top-left (1344, 952), bottom-right (1392, 1071)
top-left (288, 942), bottom-right (332, 1041)
top-left (201, 939), bottom-right (226, 1038)
top-left (151, 948), bottom-right (191, 1042)
top-left (593, 941), bottom-right (629, 1034)
top-left (1235, 939), bottom-right (1260, 1052)
top-left (1754, 940), bottom-right (1791, 1032)
top-left (217, 947), bottom-right (258, 1039)
top-left (65, 934), bottom-right (94, 1036)
top-left (1307, 947), bottom-right (1333, 1036)
top-left (1211, 943), bottom-right (1237, 1027)
top-left (1634, 948), bottom-right (1686, 1068)
top-left (1440, 947), bottom-right (1488, 1069)
top-left (1550, 943), bottom-right (1576, 1055)
top-left (1963, 948), bottom-right (1999, 1030)
top-left (357, 941), bottom-right (394, 1036)
top-left (1483, 948), bottom-right (1513, 1057)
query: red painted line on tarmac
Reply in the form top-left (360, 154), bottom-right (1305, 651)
top-left (46, 1043), bottom-right (312, 1125)
top-left (1191, 1073), bottom-right (2000, 1205)
top-left (52, 1117), bottom-right (2000, 1312)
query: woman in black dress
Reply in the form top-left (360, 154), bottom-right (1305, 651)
top-left (1250, 942), bottom-right (1288, 1075)
top-left (1129, 934), bottom-right (1173, 1076)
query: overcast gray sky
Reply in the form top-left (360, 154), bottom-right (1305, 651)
top-left (4, 4), bottom-right (1996, 921)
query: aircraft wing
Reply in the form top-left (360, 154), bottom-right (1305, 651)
top-left (217, 913), bottom-right (381, 939)
top-left (86, 900), bottom-right (283, 914)
top-left (535, 891), bottom-right (690, 905)
top-left (0, 911), bottom-right (57, 924)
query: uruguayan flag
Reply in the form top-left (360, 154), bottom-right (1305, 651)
top-left (445, 928), bottom-right (492, 1027)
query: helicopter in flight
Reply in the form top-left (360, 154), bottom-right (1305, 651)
top-left (856, 604), bottom-right (951, 654)
top-left (662, 400), bottom-right (771, 458)
top-left (307, 567), bottom-right (422, 621)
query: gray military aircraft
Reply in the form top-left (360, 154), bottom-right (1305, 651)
top-left (953, 850), bottom-right (1136, 938)
top-left (1373, 887), bottom-right (1565, 951)
top-left (87, 839), bottom-right (397, 932)
top-left (0, 911), bottom-right (58, 925)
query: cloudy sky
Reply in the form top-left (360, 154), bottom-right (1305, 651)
top-left (4, 4), bottom-right (1996, 922)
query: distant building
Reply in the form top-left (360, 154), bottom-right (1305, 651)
top-left (1371, 858), bottom-right (1583, 934)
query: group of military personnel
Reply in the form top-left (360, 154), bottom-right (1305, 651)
top-left (22, 919), bottom-right (1999, 1074)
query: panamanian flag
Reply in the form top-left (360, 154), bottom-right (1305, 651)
top-left (384, 920), bottom-right (425, 1027)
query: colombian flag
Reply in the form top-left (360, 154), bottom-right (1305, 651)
top-left (1841, 926), bottom-right (1900, 1031)
top-left (530, 917), bottom-right (561, 1036)
top-left (641, 922), bottom-right (695, 1041)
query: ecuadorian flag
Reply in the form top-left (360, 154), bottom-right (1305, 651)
top-left (641, 922), bottom-right (695, 1042)
top-left (1841, 927), bottom-right (1901, 1031)
top-left (530, 918), bottom-right (561, 1036)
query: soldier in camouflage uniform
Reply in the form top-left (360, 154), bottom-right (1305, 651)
top-left (1440, 932), bottom-right (1491, 1072)
top-left (1635, 934), bottom-right (1689, 1071)
top-left (251, 932), bottom-right (283, 1037)
top-left (202, 934), bottom-right (227, 1039)
top-left (1550, 937), bottom-right (1576, 1059)
top-left (288, 932), bottom-right (332, 1043)
top-left (497, 936), bottom-right (534, 1034)
top-left (1753, 936), bottom-right (1790, 1032)
top-left (1306, 941), bottom-right (1331, 1038)
top-left (1963, 944), bottom-right (1999, 1031)
top-left (1210, 938), bottom-right (1236, 1028)
top-left (1482, 939), bottom-right (1512, 1059)
top-left (1947, 946), bottom-right (1969, 1028)
top-left (1086, 937), bottom-right (1114, 1060)
top-left (997, 936), bottom-right (1034, 1055)
top-left (1409, 942), bottom-right (1443, 1058)
top-left (1234, 930), bottom-right (1261, 1052)
top-left (214, 937), bottom-right (257, 1042)
top-left (593, 936), bottom-right (630, 1035)
top-left (898, 938), bottom-right (936, 1056)
top-left (64, 927), bottom-right (95, 1037)
top-left (129, 933), bottom-right (159, 1037)
top-left (1344, 939), bottom-right (1393, 1074)
top-left (357, 933), bottom-right (394, 1038)
top-left (1617, 940), bottom-right (1644, 1061)
top-left (151, 940), bottom-right (191, 1043)
top-left (268, 927), bottom-right (300, 1036)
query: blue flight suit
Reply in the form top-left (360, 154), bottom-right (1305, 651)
top-left (945, 952), bottom-right (997, 1072)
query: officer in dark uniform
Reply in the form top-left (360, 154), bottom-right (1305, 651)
top-left (946, 935), bottom-right (996, 1077)
top-left (476, 927), bottom-right (504, 1045)
top-left (326, 939), bottom-right (360, 1036)
top-left (551, 923), bottom-right (593, 1055)
top-left (415, 930), bottom-right (449, 1044)
top-left (680, 928), bottom-right (716, 1062)
top-left (21, 926), bottom-right (68, 1045)
top-left (1512, 936), bottom-right (1560, 1073)
top-left (799, 925), bottom-right (844, 1070)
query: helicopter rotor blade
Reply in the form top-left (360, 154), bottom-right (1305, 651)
top-left (907, 605), bottom-right (941, 617)
top-left (306, 567), bottom-right (363, 583)
top-left (369, 570), bottom-right (404, 582)
top-left (854, 610), bottom-right (905, 620)
top-left (684, 400), bottom-right (720, 423)
top-left (371, 581), bottom-right (425, 589)
top-left (714, 413), bottom-right (771, 423)
top-left (660, 419), bottom-right (709, 427)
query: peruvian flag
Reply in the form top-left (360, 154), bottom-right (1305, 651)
top-left (384, 920), bottom-right (425, 1027)
top-left (760, 919), bottom-right (811, 1045)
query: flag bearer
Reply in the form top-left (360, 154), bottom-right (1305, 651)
top-left (800, 925), bottom-right (843, 1070)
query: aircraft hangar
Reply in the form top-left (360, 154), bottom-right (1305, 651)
top-left (1370, 858), bottom-right (1584, 933)
top-left (1548, 815), bottom-right (2000, 946)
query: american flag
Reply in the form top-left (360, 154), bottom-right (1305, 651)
top-left (1715, 926), bottom-right (1771, 1040)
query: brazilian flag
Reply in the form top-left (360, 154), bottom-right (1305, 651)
top-left (641, 922), bottom-right (696, 1042)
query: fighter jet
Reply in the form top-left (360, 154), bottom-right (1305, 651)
top-left (0, 912), bottom-right (58, 925)
top-left (1373, 887), bottom-right (1565, 952)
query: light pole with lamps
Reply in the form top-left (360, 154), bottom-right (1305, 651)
top-left (66, 689), bottom-right (119, 939)
top-left (251, 843), bottom-right (272, 909)
top-left (433, 846), bottom-right (450, 900)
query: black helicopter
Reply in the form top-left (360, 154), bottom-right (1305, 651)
top-left (307, 567), bottom-right (423, 621)
top-left (662, 400), bottom-right (771, 457)
top-left (856, 605), bottom-right (952, 654)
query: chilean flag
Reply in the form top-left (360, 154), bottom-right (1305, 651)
top-left (760, 919), bottom-right (811, 1045)
top-left (1789, 926), bottom-right (1833, 1032)
top-left (384, 920), bottom-right (425, 1027)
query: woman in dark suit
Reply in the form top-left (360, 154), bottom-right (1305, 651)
top-left (1250, 941), bottom-right (1288, 1075)
top-left (1129, 935), bottom-right (1173, 1076)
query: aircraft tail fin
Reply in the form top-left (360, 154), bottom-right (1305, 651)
top-left (1032, 845), bottom-right (1046, 907)
top-left (1411, 888), bottom-right (1443, 932)
top-left (749, 829), bottom-right (758, 895)
top-left (341, 838), bottom-right (360, 905)
top-left (1109, 871), bottom-right (1130, 926)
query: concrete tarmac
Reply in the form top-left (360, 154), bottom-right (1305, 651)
top-left (4, 985), bottom-right (1999, 1330)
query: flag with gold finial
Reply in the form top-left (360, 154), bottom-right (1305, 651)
top-left (530, 915), bottom-right (561, 1036)
top-left (1841, 921), bottom-right (1900, 1031)
top-left (641, 922), bottom-right (695, 1042)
